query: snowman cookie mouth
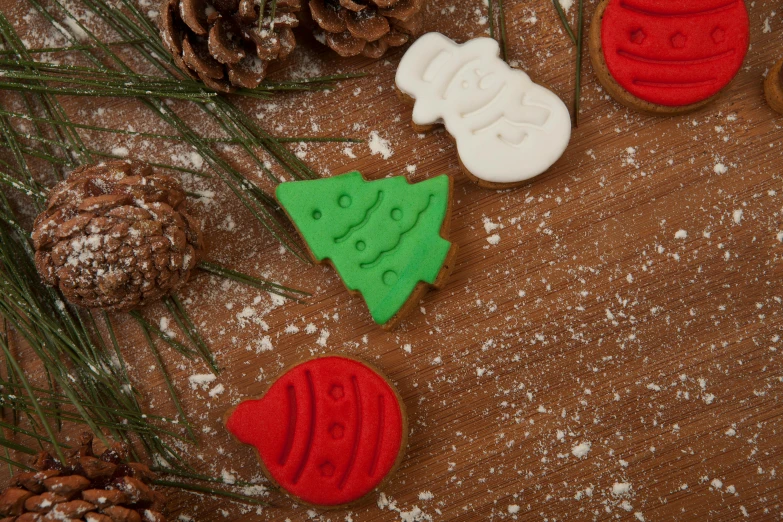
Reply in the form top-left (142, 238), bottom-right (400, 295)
top-left (619, 0), bottom-right (738, 17)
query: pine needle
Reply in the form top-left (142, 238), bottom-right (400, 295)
top-left (552, 0), bottom-right (584, 126)
top-left (164, 295), bottom-right (219, 374)
top-left (135, 318), bottom-right (196, 442)
top-left (0, 0), bottom-right (348, 496)
top-left (152, 479), bottom-right (270, 506)
top-left (487, 0), bottom-right (508, 61)
top-left (198, 261), bottom-right (310, 304)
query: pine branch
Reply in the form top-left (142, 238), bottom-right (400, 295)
top-left (198, 260), bottom-right (310, 303)
top-left (552, 0), bottom-right (584, 126)
top-left (488, 0), bottom-right (508, 61)
top-left (153, 479), bottom-right (270, 506)
top-left (0, 0), bottom-right (349, 500)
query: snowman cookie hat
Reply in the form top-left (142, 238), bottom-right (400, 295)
top-left (396, 32), bottom-right (572, 187)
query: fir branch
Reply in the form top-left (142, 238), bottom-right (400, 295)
top-left (152, 466), bottom-right (264, 489)
top-left (0, 203), bottom-right (192, 462)
top-left (0, 436), bottom-right (37, 456)
top-left (0, 453), bottom-right (34, 471)
top-left (129, 311), bottom-right (198, 360)
top-left (0, 332), bottom-right (66, 463)
top-left (0, 0), bottom-right (350, 498)
top-left (164, 296), bottom-right (219, 374)
top-left (552, 0), bottom-right (584, 126)
top-left (198, 260), bottom-right (310, 303)
top-left (552, 0), bottom-right (577, 45)
top-left (152, 479), bottom-right (270, 506)
top-left (0, 39), bottom-right (147, 55)
top-left (0, 108), bottom-right (361, 144)
top-left (487, 0), bottom-right (508, 61)
top-left (135, 318), bottom-right (196, 442)
top-left (6, 0), bottom-right (339, 258)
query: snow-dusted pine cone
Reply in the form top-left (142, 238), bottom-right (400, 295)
top-left (309, 0), bottom-right (424, 58)
top-left (160, 0), bottom-right (300, 92)
top-left (0, 433), bottom-right (167, 521)
top-left (32, 160), bottom-right (204, 313)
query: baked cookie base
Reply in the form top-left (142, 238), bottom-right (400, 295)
top-left (588, 0), bottom-right (723, 116)
top-left (395, 88), bottom-right (555, 190)
top-left (224, 354), bottom-right (409, 510)
top-left (279, 171), bottom-right (458, 331)
top-left (764, 56), bottom-right (783, 115)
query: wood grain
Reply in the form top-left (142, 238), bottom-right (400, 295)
top-left (1, 0), bottom-right (782, 520)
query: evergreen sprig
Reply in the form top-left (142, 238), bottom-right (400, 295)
top-left (552, 0), bottom-right (585, 126)
top-left (0, 0), bottom-right (353, 506)
top-left (488, 0), bottom-right (508, 61)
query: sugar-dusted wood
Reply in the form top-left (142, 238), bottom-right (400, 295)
top-left (1, 0), bottom-right (782, 520)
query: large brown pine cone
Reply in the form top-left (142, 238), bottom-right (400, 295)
top-left (160, 0), bottom-right (300, 92)
top-left (309, 0), bottom-right (424, 58)
top-left (0, 433), bottom-right (166, 522)
top-left (32, 160), bottom-right (204, 313)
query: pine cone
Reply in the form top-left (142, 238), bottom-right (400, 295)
top-left (0, 433), bottom-right (167, 522)
top-left (32, 160), bottom-right (204, 313)
top-left (309, 0), bottom-right (424, 58)
top-left (160, 0), bottom-right (301, 92)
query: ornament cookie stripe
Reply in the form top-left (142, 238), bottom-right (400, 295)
top-left (594, 0), bottom-right (749, 109)
top-left (225, 356), bottom-right (407, 507)
top-left (395, 32), bottom-right (572, 188)
top-left (276, 172), bottom-right (455, 328)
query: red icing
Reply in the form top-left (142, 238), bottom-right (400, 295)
top-left (601, 0), bottom-right (749, 106)
top-left (225, 356), bottom-right (405, 506)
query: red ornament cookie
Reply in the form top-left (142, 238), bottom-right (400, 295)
top-left (589, 0), bottom-right (749, 114)
top-left (225, 356), bottom-right (407, 507)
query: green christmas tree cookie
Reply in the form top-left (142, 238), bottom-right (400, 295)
top-left (277, 172), bottom-right (456, 328)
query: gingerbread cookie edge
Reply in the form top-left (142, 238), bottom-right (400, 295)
top-left (588, 0), bottom-right (733, 116)
top-left (764, 56), bottom-right (783, 115)
top-left (275, 172), bottom-right (457, 330)
top-left (395, 33), bottom-right (571, 189)
top-left (224, 354), bottom-right (410, 509)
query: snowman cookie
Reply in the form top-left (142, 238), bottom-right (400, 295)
top-left (395, 32), bottom-right (572, 189)
top-left (225, 355), bottom-right (407, 508)
top-left (589, 0), bottom-right (750, 115)
top-left (764, 56), bottom-right (783, 115)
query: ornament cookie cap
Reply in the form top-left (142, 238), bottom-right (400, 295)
top-left (276, 171), bottom-right (456, 329)
top-left (589, 0), bottom-right (749, 114)
top-left (225, 355), bottom-right (408, 508)
top-left (395, 32), bottom-right (571, 188)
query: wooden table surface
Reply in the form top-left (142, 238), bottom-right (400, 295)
top-left (3, 0), bottom-right (783, 520)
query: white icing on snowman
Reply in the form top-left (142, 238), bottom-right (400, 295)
top-left (396, 32), bottom-right (572, 185)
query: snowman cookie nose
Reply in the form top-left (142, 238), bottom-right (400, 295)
top-left (225, 355), bottom-right (408, 507)
top-left (395, 32), bottom-right (572, 189)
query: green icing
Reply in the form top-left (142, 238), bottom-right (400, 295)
top-left (276, 172), bottom-right (452, 325)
